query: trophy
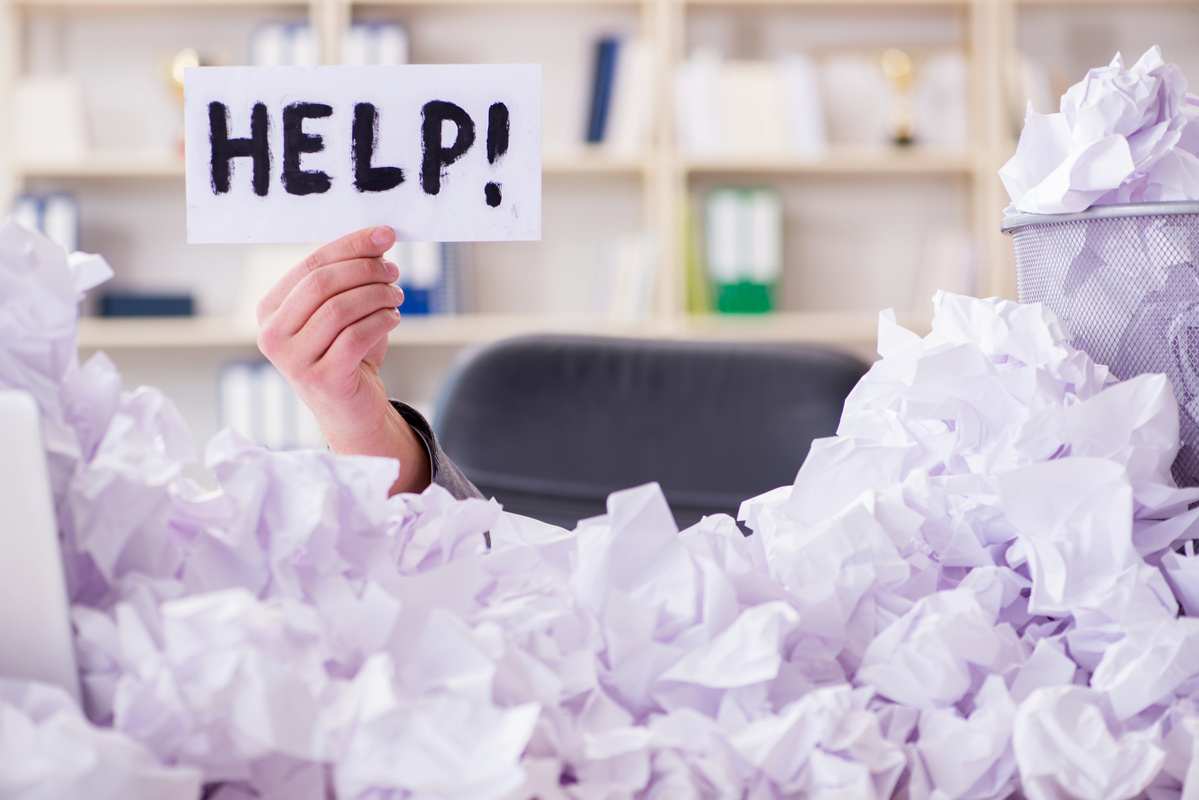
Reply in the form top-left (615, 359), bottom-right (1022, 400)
top-left (881, 48), bottom-right (915, 146)
top-left (164, 47), bottom-right (200, 156)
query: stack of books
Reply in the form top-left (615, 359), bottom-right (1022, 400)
top-left (11, 193), bottom-right (79, 254)
top-left (219, 361), bottom-right (325, 451)
top-left (674, 49), bottom-right (970, 156)
top-left (675, 52), bottom-right (826, 158)
top-left (590, 232), bottom-right (659, 322)
top-left (385, 242), bottom-right (474, 317)
top-left (341, 22), bottom-right (410, 66)
top-left (249, 22), bottom-right (320, 67)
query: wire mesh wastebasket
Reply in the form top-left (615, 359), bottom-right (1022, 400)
top-left (1002, 201), bottom-right (1199, 486)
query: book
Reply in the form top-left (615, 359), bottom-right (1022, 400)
top-left (341, 22), bottom-right (410, 66)
top-left (249, 22), bottom-right (320, 67)
top-left (440, 242), bottom-right (475, 315)
top-left (218, 361), bottom-right (325, 450)
top-left (12, 77), bottom-right (89, 165)
top-left (676, 49), bottom-right (971, 154)
top-left (585, 37), bottom-right (620, 144)
top-left (683, 201), bottom-right (711, 314)
top-left (375, 24), bottom-right (409, 66)
top-left (383, 241), bottom-right (473, 316)
top-left (605, 37), bottom-right (655, 155)
top-left (674, 53), bottom-right (823, 158)
top-left (591, 231), bottom-right (658, 321)
top-left (722, 60), bottom-right (789, 156)
top-left (235, 245), bottom-right (315, 325)
top-left (913, 51), bottom-right (970, 146)
top-left (12, 193), bottom-right (80, 253)
top-left (780, 54), bottom-right (828, 158)
top-left (673, 50), bottom-right (725, 155)
top-left (821, 53), bottom-right (890, 145)
top-left (98, 292), bottom-right (194, 318)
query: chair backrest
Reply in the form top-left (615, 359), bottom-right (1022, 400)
top-left (433, 335), bottom-right (870, 530)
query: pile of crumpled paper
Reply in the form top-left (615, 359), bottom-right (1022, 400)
top-left (999, 47), bottom-right (1199, 486)
top-left (1000, 45), bottom-right (1199, 215)
top-left (7, 212), bottom-right (1199, 800)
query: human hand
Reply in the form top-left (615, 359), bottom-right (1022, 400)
top-left (256, 225), bottom-right (431, 494)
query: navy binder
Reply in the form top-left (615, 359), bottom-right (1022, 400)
top-left (586, 37), bottom-right (620, 143)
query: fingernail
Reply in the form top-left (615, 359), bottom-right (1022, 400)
top-left (371, 227), bottom-right (393, 247)
top-left (383, 260), bottom-right (399, 279)
top-left (392, 285), bottom-right (405, 304)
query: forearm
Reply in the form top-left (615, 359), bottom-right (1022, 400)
top-left (389, 400), bottom-right (485, 501)
top-left (254, 228), bottom-right (479, 500)
top-left (322, 403), bottom-right (432, 495)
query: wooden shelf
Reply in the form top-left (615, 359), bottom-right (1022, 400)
top-left (76, 314), bottom-right (651, 350)
top-left (18, 153), bottom-right (185, 179)
top-left (13, 0), bottom-right (303, 8)
top-left (21, 151), bottom-right (646, 180)
top-left (1017, 0), bottom-right (1194, 5)
top-left (390, 314), bottom-right (653, 344)
top-left (354, 0), bottom-right (640, 7)
top-left (76, 310), bottom-right (932, 350)
top-left (675, 311), bottom-right (930, 344)
top-left (684, 146), bottom-right (977, 177)
top-left (78, 317), bottom-right (260, 350)
top-left (686, 0), bottom-right (968, 7)
top-left (23, 149), bottom-right (967, 179)
top-left (544, 150), bottom-right (650, 175)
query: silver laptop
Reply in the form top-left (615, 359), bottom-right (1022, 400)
top-left (0, 390), bottom-right (80, 701)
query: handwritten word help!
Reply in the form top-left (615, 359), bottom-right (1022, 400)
top-left (184, 65), bottom-right (541, 244)
top-left (207, 100), bottom-right (511, 206)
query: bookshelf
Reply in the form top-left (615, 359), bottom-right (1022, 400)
top-left (76, 311), bottom-right (652, 349)
top-left (18, 150), bottom-right (648, 178)
top-left (3, 0), bottom-right (1196, 443)
top-left (682, 146), bottom-right (978, 176)
top-left (2, 0), bottom-right (1003, 340)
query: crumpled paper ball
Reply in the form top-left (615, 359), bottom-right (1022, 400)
top-left (8, 216), bottom-right (1199, 799)
top-left (1000, 46), bottom-right (1199, 215)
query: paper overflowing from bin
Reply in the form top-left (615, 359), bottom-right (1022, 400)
top-left (1000, 46), bottom-right (1199, 215)
top-left (10, 215), bottom-right (1199, 797)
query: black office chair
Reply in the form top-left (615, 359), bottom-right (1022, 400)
top-left (433, 335), bottom-right (870, 530)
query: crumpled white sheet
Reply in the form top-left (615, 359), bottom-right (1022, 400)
top-left (9, 215), bottom-right (1199, 798)
top-left (1000, 46), bottom-right (1199, 215)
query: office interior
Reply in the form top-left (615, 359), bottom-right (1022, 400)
top-left (2, 0), bottom-right (1198, 467)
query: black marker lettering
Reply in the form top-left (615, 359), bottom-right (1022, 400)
top-left (485, 102), bottom-right (510, 207)
top-left (209, 101), bottom-right (270, 197)
top-left (421, 100), bottom-right (475, 196)
top-left (487, 103), bottom-right (509, 164)
top-left (282, 102), bottom-right (332, 196)
top-left (353, 103), bottom-right (404, 193)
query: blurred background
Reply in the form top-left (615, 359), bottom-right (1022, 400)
top-left (2, 0), bottom-right (1198, 459)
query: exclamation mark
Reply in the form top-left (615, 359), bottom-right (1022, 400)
top-left (485, 102), bottom-right (509, 208)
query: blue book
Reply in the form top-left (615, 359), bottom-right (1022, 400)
top-left (586, 37), bottom-right (620, 143)
top-left (400, 288), bottom-right (432, 315)
top-left (99, 292), bottom-right (194, 317)
top-left (397, 241), bottom-right (443, 316)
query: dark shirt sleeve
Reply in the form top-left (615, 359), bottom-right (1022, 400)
top-left (390, 400), bottom-right (484, 500)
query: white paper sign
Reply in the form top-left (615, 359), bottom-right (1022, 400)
top-left (184, 64), bottom-right (541, 243)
